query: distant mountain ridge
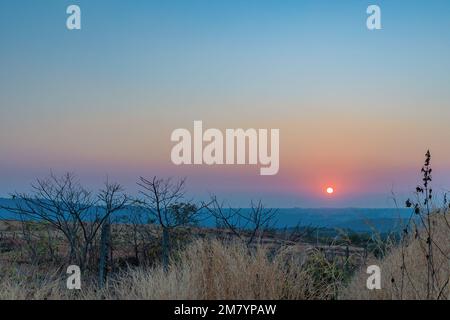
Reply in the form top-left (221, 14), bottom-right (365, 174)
top-left (270, 207), bottom-right (412, 232)
top-left (0, 198), bottom-right (412, 233)
top-left (199, 207), bottom-right (412, 233)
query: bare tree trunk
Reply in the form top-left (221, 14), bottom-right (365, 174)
top-left (98, 219), bottom-right (110, 288)
top-left (162, 227), bottom-right (170, 271)
top-left (133, 227), bottom-right (139, 265)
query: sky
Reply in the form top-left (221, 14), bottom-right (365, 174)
top-left (1, 0), bottom-right (450, 207)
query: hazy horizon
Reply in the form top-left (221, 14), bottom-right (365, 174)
top-left (1, 0), bottom-right (450, 207)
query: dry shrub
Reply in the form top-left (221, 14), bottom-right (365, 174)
top-left (342, 214), bottom-right (450, 300)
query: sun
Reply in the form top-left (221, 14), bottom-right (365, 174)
top-left (326, 187), bottom-right (334, 194)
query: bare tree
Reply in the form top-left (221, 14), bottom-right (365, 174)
top-left (282, 222), bottom-right (318, 244)
top-left (114, 205), bottom-right (157, 266)
top-left (0, 173), bottom-right (128, 270)
top-left (137, 176), bottom-right (204, 269)
top-left (206, 196), bottom-right (277, 246)
top-left (97, 180), bottom-right (129, 286)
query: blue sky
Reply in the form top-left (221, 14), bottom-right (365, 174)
top-left (1, 1), bottom-right (450, 207)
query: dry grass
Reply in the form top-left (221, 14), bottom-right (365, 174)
top-left (0, 239), bottom-right (339, 300)
top-left (0, 264), bottom-right (72, 300)
top-left (103, 239), bottom-right (340, 300)
top-left (3, 214), bottom-right (448, 300)
top-left (342, 214), bottom-right (450, 300)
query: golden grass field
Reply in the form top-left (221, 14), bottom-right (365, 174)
top-left (0, 214), bottom-right (449, 300)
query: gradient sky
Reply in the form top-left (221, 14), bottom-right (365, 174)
top-left (1, 0), bottom-right (450, 207)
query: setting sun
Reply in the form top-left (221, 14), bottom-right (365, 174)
top-left (326, 187), bottom-right (334, 194)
